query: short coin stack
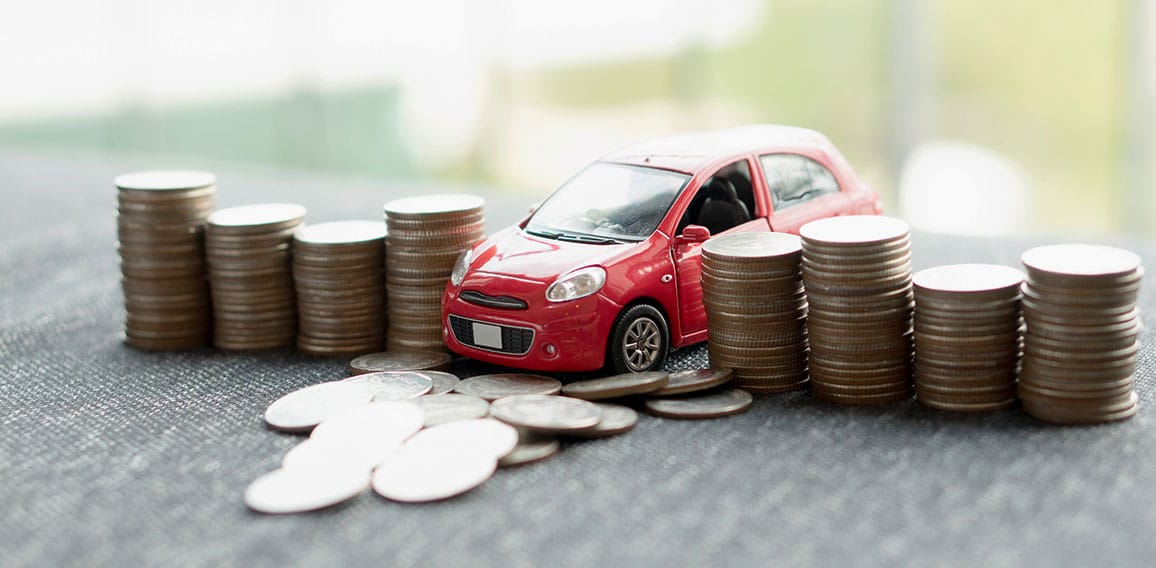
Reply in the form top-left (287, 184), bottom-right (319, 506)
top-left (912, 264), bottom-right (1024, 412)
top-left (1018, 244), bottom-right (1143, 424)
top-left (800, 216), bottom-right (914, 405)
top-left (700, 232), bottom-right (809, 393)
top-left (116, 171), bottom-right (216, 350)
top-left (206, 203), bottom-right (306, 350)
top-left (292, 221), bottom-right (388, 356)
top-left (383, 195), bottom-right (485, 352)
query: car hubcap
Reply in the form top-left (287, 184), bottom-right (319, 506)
top-left (623, 317), bottom-right (661, 371)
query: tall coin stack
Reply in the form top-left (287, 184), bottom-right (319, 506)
top-left (383, 195), bottom-right (485, 351)
top-left (116, 171), bottom-right (216, 350)
top-left (206, 203), bottom-right (307, 351)
top-left (292, 221), bottom-right (388, 357)
top-left (701, 232), bottom-right (809, 393)
top-left (800, 216), bottom-right (914, 405)
top-left (1018, 244), bottom-right (1143, 424)
top-left (912, 264), bottom-right (1024, 412)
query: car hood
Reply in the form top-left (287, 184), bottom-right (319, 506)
top-left (468, 227), bottom-right (640, 284)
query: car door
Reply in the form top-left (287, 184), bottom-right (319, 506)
top-left (758, 152), bottom-right (848, 234)
top-left (671, 157), bottom-right (768, 343)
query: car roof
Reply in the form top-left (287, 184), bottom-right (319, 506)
top-left (602, 124), bottom-right (834, 174)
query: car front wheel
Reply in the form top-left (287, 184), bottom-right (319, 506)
top-left (608, 304), bottom-right (669, 374)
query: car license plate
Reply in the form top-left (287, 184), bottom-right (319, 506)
top-left (472, 322), bottom-right (503, 349)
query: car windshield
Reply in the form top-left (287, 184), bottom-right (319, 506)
top-left (525, 162), bottom-right (690, 242)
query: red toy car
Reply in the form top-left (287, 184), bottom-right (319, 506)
top-left (442, 125), bottom-right (881, 373)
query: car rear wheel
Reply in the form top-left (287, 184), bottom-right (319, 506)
top-left (608, 304), bottom-right (669, 374)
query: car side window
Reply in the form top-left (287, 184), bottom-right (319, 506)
top-left (676, 160), bottom-right (755, 235)
top-left (760, 154), bottom-right (839, 211)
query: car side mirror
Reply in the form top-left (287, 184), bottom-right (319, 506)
top-left (680, 225), bottom-right (711, 243)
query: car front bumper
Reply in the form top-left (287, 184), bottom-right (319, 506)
top-left (442, 287), bottom-right (621, 372)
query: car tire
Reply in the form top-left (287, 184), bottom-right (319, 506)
top-left (607, 304), bottom-right (670, 374)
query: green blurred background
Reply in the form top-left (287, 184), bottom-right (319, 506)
top-left (1, 0), bottom-right (1152, 236)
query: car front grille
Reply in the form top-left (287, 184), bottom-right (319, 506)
top-left (448, 315), bottom-right (534, 355)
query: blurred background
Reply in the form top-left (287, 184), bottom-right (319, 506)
top-left (0, 0), bottom-right (1153, 237)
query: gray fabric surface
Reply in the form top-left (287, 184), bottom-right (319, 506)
top-left (1, 150), bottom-right (1154, 567)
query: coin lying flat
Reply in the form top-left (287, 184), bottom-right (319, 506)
top-left (561, 371), bottom-right (669, 401)
top-left (454, 373), bottom-right (562, 400)
top-left (309, 401), bottom-right (424, 444)
top-left (282, 436), bottom-right (401, 473)
top-left (567, 403), bottom-right (639, 438)
top-left (489, 395), bottom-right (603, 433)
top-left (348, 351), bottom-right (453, 375)
top-left (342, 371), bottom-right (433, 401)
top-left (405, 418), bottom-right (519, 460)
top-left (643, 388), bottom-right (754, 419)
top-left (263, 381), bottom-right (373, 433)
top-left (414, 394), bottom-right (491, 427)
top-left (651, 368), bottom-right (733, 396)
top-left (245, 466), bottom-right (371, 514)
top-left (294, 220), bottom-right (388, 245)
top-left (498, 431), bottom-right (561, 468)
top-left (420, 371), bottom-right (461, 395)
top-left (116, 170), bottom-right (217, 192)
top-left (372, 445), bottom-right (496, 503)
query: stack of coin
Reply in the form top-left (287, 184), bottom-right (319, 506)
top-left (912, 264), bottom-right (1024, 412)
top-left (1018, 244), bottom-right (1143, 424)
top-left (800, 216), bottom-right (913, 405)
top-left (383, 195), bottom-right (485, 351)
top-left (205, 203), bottom-right (306, 350)
top-left (700, 232), bottom-right (809, 393)
top-left (292, 221), bottom-right (387, 356)
top-left (116, 171), bottom-right (216, 350)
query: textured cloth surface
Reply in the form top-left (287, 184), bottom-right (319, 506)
top-left (1, 151), bottom-right (1154, 567)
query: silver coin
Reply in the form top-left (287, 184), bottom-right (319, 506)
top-left (414, 394), bottom-right (490, 427)
top-left (294, 220), bottom-right (387, 245)
top-left (405, 418), bottom-right (519, 459)
top-left (561, 371), bottom-right (669, 401)
top-left (454, 373), bottom-right (562, 400)
top-left (282, 436), bottom-right (401, 473)
top-left (245, 465), bottom-right (370, 514)
top-left (208, 203), bottom-right (307, 228)
top-left (343, 371), bottom-right (433, 401)
top-left (420, 371), bottom-right (462, 395)
top-left (372, 444), bottom-right (496, 503)
top-left (309, 401), bottom-right (424, 445)
top-left (263, 381), bottom-right (373, 433)
top-left (489, 395), bottom-right (602, 433)
top-left (651, 368), bottom-right (733, 396)
top-left (568, 403), bottom-right (639, 438)
top-left (498, 431), bottom-right (561, 468)
top-left (348, 350), bottom-right (452, 374)
top-left (644, 388), bottom-right (754, 419)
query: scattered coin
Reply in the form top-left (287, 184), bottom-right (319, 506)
top-left (348, 351), bottom-right (453, 375)
top-left (245, 465), bottom-right (371, 514)
top-left (342, 371), bottom-right (433, 401)
top-left (263, 381), bottom-right (373, 433)
top-left (643, 388), bottom-right (754, 419)
top-left (413, 394), bottom-right (491, 427)
top-left (420, 371), bottom-right (461, 395)
top-left (651, 368), bottom-right (733, 396)
top-left (567, 403), bottom-right (639, 438)
top-left (498, 430), bottom-right (561, 468)
top-left (372, 445), bottom-right (496, 503)
top-left (454, 373), bottom-right (562, 400)
top-left (282, 436), bottom-right (401, 473)
top-left (489, 395), bottom-right (603, 433)
top-left (561, 371), bottom-right (669, 400)
top-left (309, 401), bottom-right (424, 443)
top-left (405, 418), bottom-right (519, 460)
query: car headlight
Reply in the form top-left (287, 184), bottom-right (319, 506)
top-left (546, 266), bottom-right (606, 303)
top-left (450, 248), bottom-right (473, 287)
